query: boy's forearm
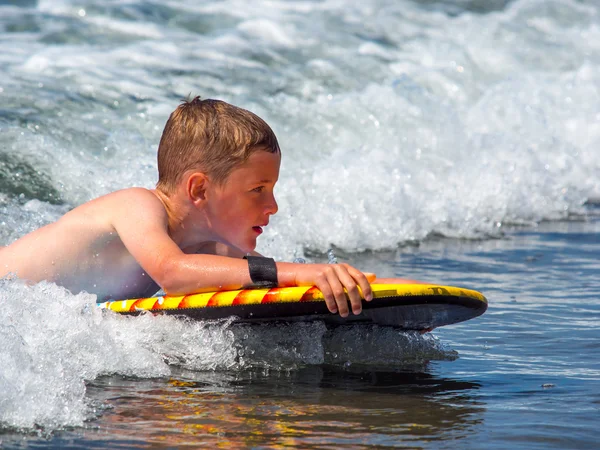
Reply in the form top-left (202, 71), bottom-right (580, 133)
top-left (158, 254), bottom-right (252, 295)
top-left (155, 255), bottom-right (372, 296)
top-left (157, 256), bottom-right (300, 295)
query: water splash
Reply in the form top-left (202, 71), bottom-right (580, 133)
top-left (0, 278), bottom-right (450, 431)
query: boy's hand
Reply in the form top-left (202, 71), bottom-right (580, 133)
top-left (293, 263), bottom-right (375, 317)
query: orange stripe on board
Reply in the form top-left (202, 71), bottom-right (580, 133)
top-left (233, 290), bottom-right (257, 305)
top-left (207, 291), bottom-right (240, 307)
top-left (129, 299), bottom-right (143, 312)
top-left (261, 288), bottom-right (283, 303)
top-left (151, 299), bottom-right (162, 310)
top-left (300, 286), bottom-right (322, 302)
top-left (178, 295), bottom-right (194, 309)
top-left (206, 292), bottom-right (219, 307)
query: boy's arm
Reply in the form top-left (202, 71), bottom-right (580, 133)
top-left (188, 241), bottom-right (262, 258)
top-left (188, 241), bottom-right (378, 317)
top-left (112, 189), bottom-right (373, 317)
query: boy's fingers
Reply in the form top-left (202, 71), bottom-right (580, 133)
top-left (336, 265), bottom-right (363, 315)
top-left (314, 264), bottom-right (374, 317)
top-left (316, 270), bottom-right (346, 316)
top-left (318, 281), bottom-right (338, 314)
top-left (325, 269), bottom-right (350, 318)
top-left (346, 266), bottom-right (373, 302)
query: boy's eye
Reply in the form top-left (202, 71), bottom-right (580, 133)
top-left (251, 186), bottom-right (264, 193)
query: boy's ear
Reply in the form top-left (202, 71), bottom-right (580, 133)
top-left (187, 172), bottom-right (209, 204)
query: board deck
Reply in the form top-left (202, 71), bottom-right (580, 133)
top-left (98, 284), bottom-right (488, 330)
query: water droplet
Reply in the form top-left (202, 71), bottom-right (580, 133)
top-left (327, 249), bottom-right (338, 264)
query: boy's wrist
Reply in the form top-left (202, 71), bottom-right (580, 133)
top-left (274, 261), bottom-right (306, 287)
top-left (243, 255), bottom-right (278, 288)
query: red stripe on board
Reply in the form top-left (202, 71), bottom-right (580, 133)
top-left (206, 292), bottom-right (220, 307)
top-left (233, 290), bottom-right (255, 305)
top-left (261, 288), bottom-right (284, 303)
top-left (300, 286), bottom-right (321, 302)
top-left (129, 299), bottom-right (143, 312)
top-left (207, 291), bottom-right (239, 307)
top-left (178, 295), bottom-right (194, 309)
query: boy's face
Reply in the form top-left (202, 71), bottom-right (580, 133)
top-left (205, 150), bottom-right (280, 253)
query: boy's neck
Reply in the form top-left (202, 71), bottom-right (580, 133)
top-left (152, 188), bottom-right (211, 249)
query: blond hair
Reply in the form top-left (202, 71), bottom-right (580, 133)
top-left (156, 97), bottom-right (280, 194)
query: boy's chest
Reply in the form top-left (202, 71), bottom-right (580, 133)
top-left (64, 236), bottom-right (160, 301)
top-left (91, 265), bottom-right (159, 302)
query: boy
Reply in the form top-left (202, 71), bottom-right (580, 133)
top-left (0, 97), bottom-right (376, 317)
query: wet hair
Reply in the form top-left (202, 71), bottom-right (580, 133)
top-left (156, 96), bottom-right (280, 194)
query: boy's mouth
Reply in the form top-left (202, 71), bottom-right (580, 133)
top-left (252, 226), bottom-right (263, 235)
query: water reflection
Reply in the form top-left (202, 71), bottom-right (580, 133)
top-left (64, 367), bottom-right (484, 448)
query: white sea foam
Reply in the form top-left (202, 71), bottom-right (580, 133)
top-left (237, 19), bottom-right (297, 48)
top-left (0, 198), bottom-right (68, 243)
top-left (2, 1), bottom-right (598, 249)
top-left (0, 280), bottom-right (168, 429)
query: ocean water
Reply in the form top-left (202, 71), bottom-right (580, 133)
top-left (0, 0), bottom-right (599, 448)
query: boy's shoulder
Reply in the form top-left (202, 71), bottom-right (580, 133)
top-left (112, 187), bottom-right (168, 216)
top-left (94, 187), bottom-right (163, 208)
top-left (72, 187), bottom-right (167, 225)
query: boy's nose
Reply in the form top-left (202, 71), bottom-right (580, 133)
top-left (265, 194), bottom-right (278, 215)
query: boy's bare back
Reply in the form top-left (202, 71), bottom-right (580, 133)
top-left (0, 188), bottom-right (167, 300)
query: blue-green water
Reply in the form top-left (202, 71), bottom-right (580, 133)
top-left (1, 0), bottom-right (599, 448)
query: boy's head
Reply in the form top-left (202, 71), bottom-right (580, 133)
top-left (156, 97), bottom-right (280, 194)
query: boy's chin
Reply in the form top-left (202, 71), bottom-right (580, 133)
top-left (241, 243), bottom-right (257, 254)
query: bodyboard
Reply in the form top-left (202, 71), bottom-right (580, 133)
top-left (98, 284), bottom-right (488, 330)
